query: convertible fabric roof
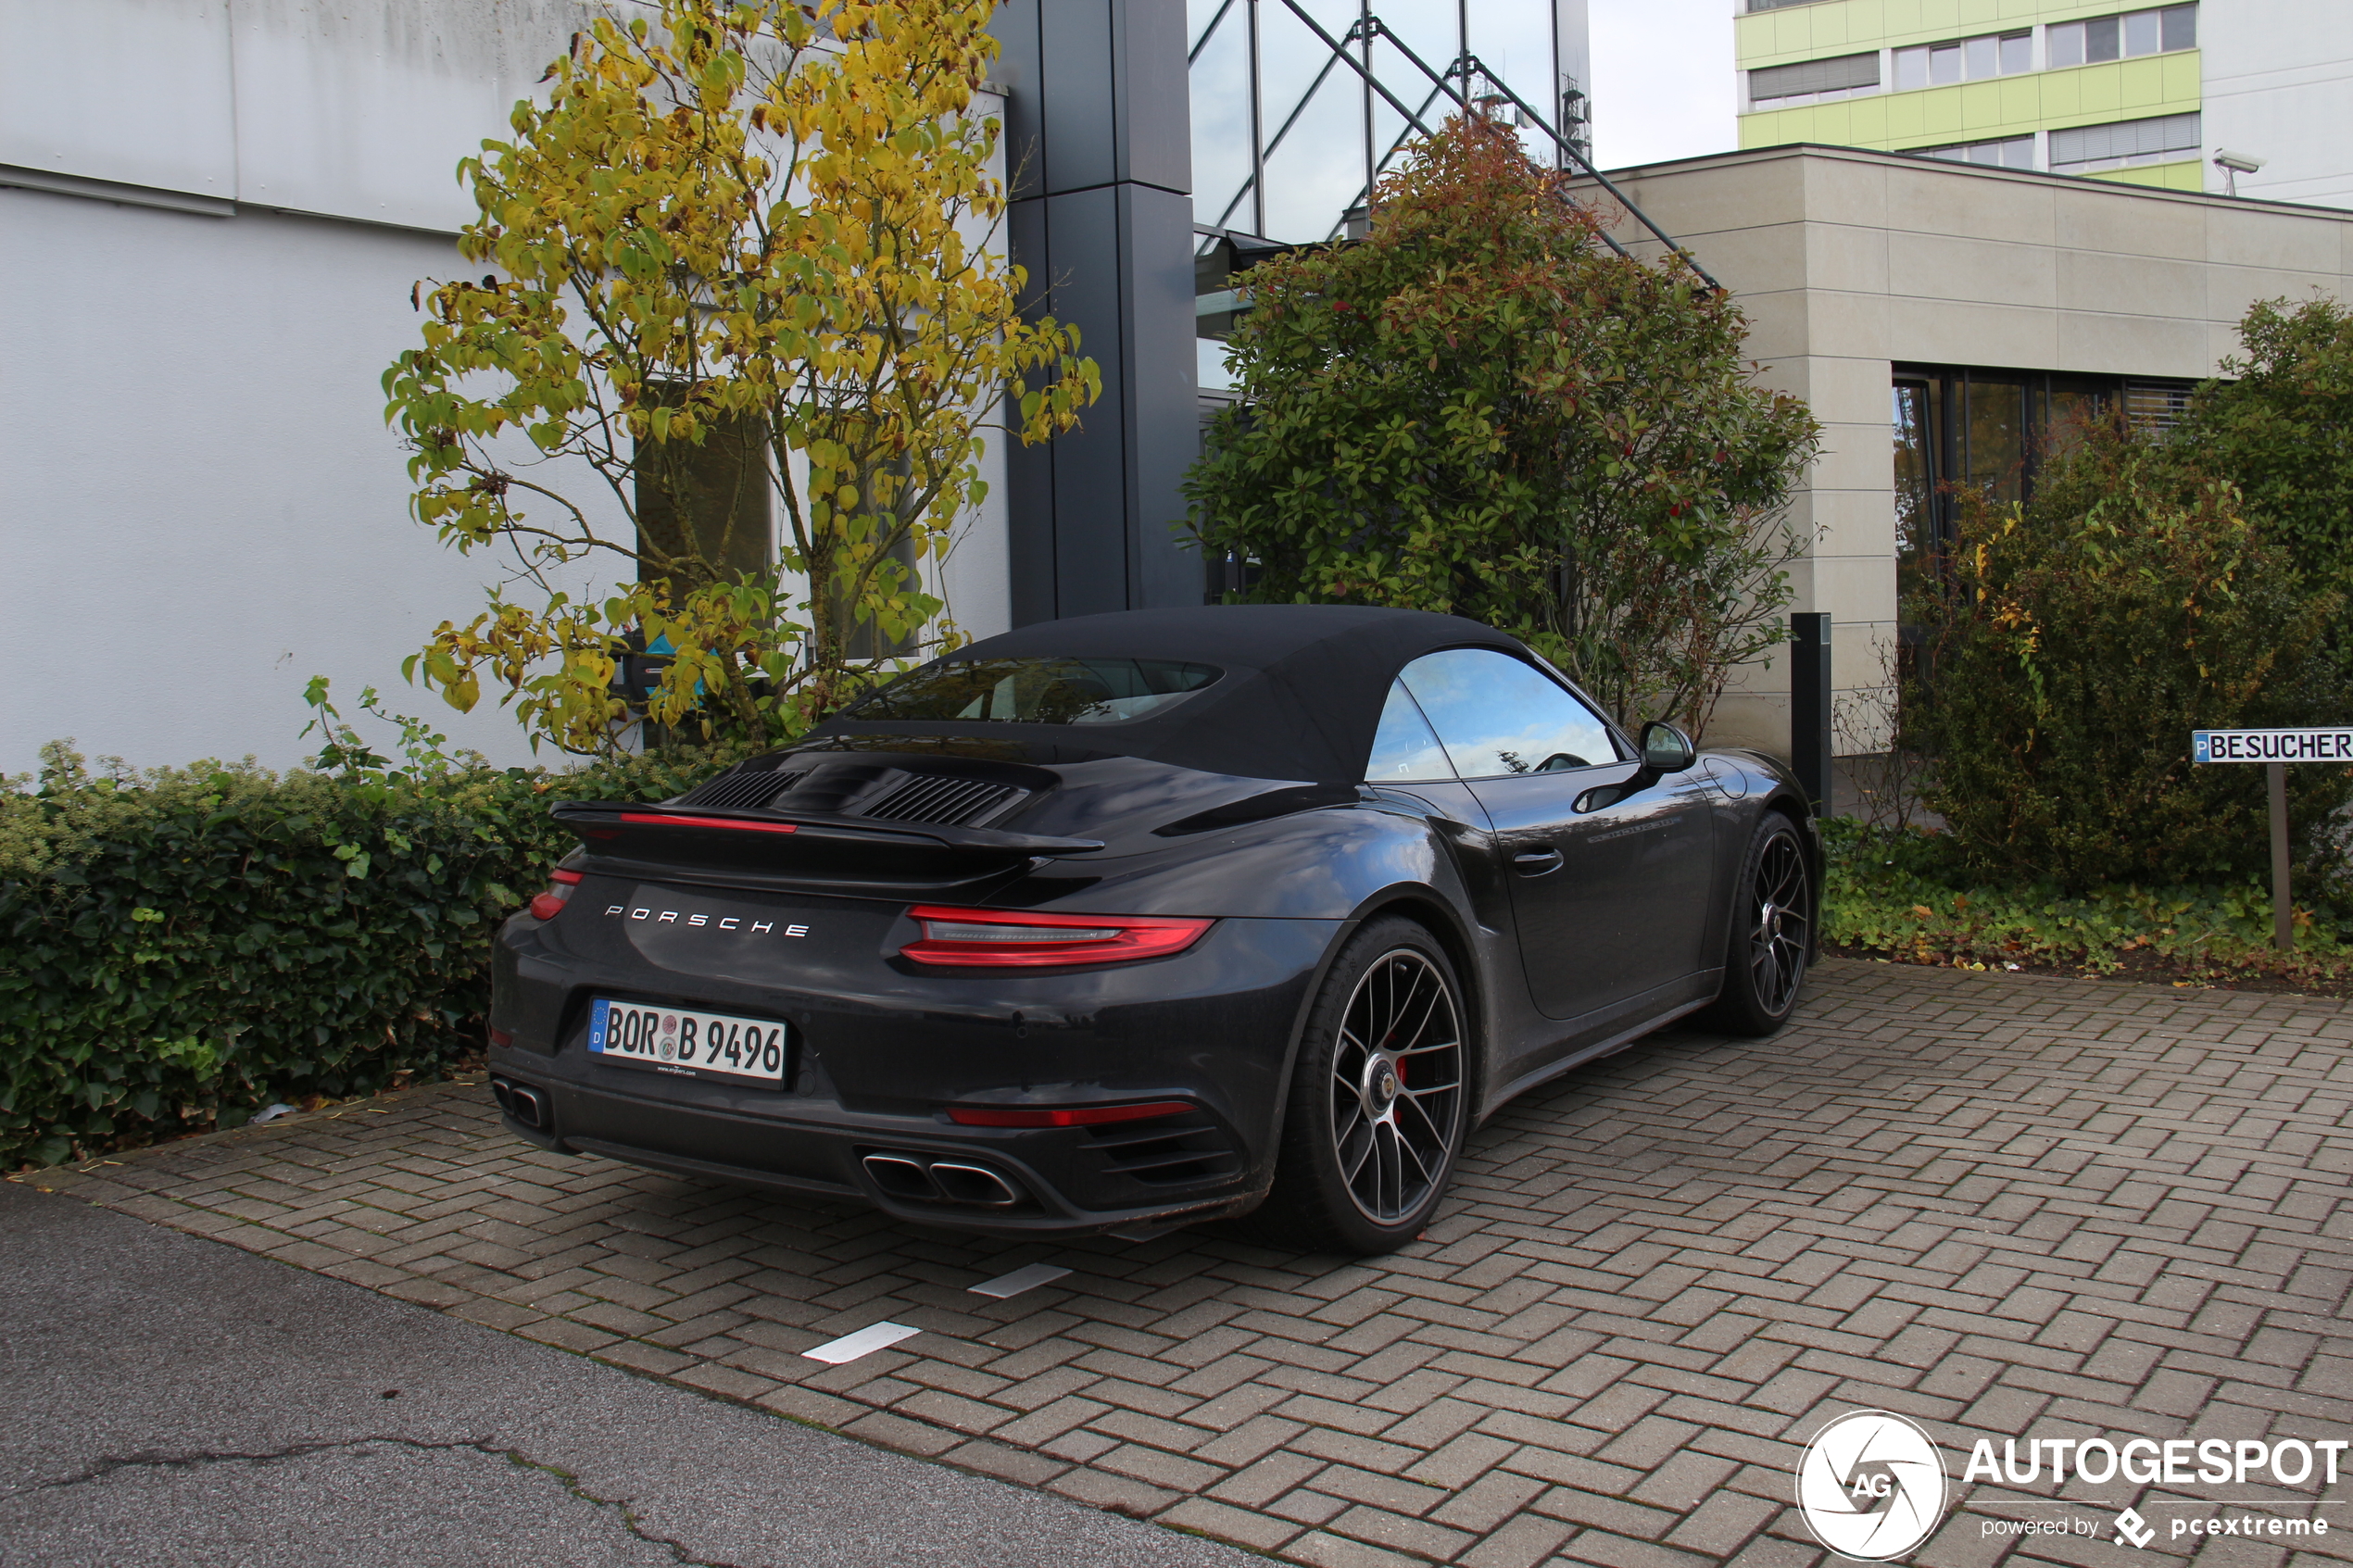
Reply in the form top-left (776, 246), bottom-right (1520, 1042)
top-left (808, 605), bottom-right (1529, 784)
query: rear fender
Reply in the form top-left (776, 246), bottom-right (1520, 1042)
top-left (1000, 801), bottom-right (1488, 1181)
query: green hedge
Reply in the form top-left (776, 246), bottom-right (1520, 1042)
top-left (1, 740), bottom-right (740, 1169)
top-left (1821, 816), bottom-right (2353, 987)
top-left (1905, 418), bottom-right (2351, 891)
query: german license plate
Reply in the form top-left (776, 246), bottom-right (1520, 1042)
top-left (586, 998), bottom-right (790, 1086)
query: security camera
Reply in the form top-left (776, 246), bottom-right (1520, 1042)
top-left (2214, 148), bottom-right (2266, 174)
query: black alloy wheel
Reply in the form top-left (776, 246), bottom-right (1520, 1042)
top-left (1251, 917), bottom-right (1468, 1255)
top-left (1702, 810), bottom-right (1812, 1035)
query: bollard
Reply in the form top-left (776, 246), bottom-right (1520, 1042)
top-left (1790, 613), bottom-right (1832, 819)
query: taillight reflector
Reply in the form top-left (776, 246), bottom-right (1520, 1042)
top-left (619, 812), bottom-right (799, 835)
top-left (945, 1100), bottom-right (1195, 1127)
top-left (900, 905), bottom-right (1213, 968)
top-left (531, 865), bottom-right (585, 921)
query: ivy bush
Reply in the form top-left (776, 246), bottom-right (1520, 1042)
top-left (0, 720), bottom-right (741, 1169)
top-left (2175, 296), bottom-right (2353, 610)
top-left (1906, 416), bottom-right (2353, 890)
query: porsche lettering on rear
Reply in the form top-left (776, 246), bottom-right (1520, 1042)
top-left (602, 905), bottom-right (809, 936)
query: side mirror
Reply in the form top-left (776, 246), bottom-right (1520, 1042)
top-left (1639, 721), bottom-right (1696, 773)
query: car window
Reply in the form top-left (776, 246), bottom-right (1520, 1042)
top-left (1365, 681), bottom-right (1456, 783)
top-left (849, 657), bottom-right (1220, 724)
top-left (1398, 648), bottom-right (1621, 779)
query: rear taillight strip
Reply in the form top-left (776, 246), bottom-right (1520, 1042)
top-left (946, 1100), bottom-right (1196, 1128)
top-left (619, 812), bottom-right (799, 835)
top-left (900, 904), bottom-right (1213, 968)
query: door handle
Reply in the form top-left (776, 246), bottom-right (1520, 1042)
top-left (1513, 847), bottom-right (1565, 876)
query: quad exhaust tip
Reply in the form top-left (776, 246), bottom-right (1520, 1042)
top-left (490, 1077), bottom-right (548, 1131)
top-left (861, 1152), bottom-right (1025, 1208)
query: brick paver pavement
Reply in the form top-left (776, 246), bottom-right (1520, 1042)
top-left (20, 959), bottom-right (2353, 1568)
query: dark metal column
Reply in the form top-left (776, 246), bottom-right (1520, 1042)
top-left (992, 0), bottom-right (1199, 624)
top-left (1789, 612), bottom-right (1832, 818)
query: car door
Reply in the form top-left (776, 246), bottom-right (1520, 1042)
top-left (1397, 649), bottom-right (1716, 1025)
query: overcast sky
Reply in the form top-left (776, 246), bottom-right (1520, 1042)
top-left (1589, 0), bottom-right (1738, 170)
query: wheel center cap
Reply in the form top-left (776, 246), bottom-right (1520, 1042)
top-left (1762, 903), bottom-right (1780, 940)
top-left (1365, 1060), bottom-right (1401, 1110)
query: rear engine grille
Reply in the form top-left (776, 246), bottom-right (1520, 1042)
top-left (1086, 1111), bottom-right (1239, 1186)
top-left (858, 774), bottom-right (1021, 826)
top-left (675, 769), bottom-right (802, 809)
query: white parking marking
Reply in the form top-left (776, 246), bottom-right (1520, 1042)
top-left (801, 1322), bottom-right (920, 1364)
top-left (968, 1263), bottom-right (1071, 1298)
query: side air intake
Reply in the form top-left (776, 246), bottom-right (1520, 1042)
top-left (858, 774), bottom-right (1021, 826)
top-left (675, 769), bottom-right (802, 810)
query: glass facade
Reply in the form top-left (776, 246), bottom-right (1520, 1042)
top-left (1189, 0), bottom-right (1589, 404)
top-left (1891, 365), bottom-right (2191, 641)
top-left (1187, 0), bottom-right (1590, 247)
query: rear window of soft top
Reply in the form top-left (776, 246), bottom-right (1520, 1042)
top-left (848, 657), bottom-right (1222, 725)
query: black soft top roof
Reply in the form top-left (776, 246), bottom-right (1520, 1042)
top-left (803, 605), bottom-right (1529, 784)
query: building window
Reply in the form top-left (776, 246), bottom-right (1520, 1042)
top-left (1889, 367), bottom-right (2192, 643)
top-left (1914, 136), bottom-right (2036, 171)
top-left (633, 400), bottom-right (773, 589)
top-left (1893, 31), bottom-right (2032, 91)
top-left (2048, 112), bottom-right (2200, 174)
top-left (1748, 51), bottom-right (1881, 108)
top-left (2125, 382), bottom-right (2193, 432)
top-left (2047, 5), bottom-right (2196, 69)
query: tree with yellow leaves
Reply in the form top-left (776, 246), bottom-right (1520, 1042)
top-left (384, 0), bottom-right (1098, 755)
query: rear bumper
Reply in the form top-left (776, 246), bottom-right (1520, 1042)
top-left (487, 913), bottom-right (1339, 1237)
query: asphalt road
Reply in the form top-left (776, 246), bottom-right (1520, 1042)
top-left (0, 1182), bottom-right (1253, 1568)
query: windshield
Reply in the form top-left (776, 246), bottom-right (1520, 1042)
top-left (849, 657), bottom-right (1223, 725)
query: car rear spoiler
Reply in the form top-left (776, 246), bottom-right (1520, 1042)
top-left (549, 799), bottom-right (1105, 891)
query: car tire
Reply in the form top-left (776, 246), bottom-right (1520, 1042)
top-left (1249, 916), bottom-right (1470, 1255)
top-left (1700, 809), bottom-right (1813, 1036)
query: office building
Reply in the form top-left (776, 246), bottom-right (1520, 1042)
top-left (1735, 1), bottom-right (2353, 208)
top-left (6, 0), bottom-right (2349, 776)
top-left (1586, 142), bottom-right (2353, 753)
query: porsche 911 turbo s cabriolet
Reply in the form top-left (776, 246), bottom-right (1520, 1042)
top-left (487, 606), bottom-right (1818, 1254)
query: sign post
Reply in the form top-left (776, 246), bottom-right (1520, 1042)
top-left (2270, 761), bottom-right (2292, 952)
top-left (2191, 727), bottom-right (2353, 950)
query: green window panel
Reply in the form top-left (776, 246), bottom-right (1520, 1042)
top-left (1741, 2), bottom-right (2205, 66)
top-left (2090, 158), bottom-right (2204, 191)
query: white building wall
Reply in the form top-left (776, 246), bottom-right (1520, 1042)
top-left (0, 187), bottom-right (623, 773)
top-left (0, 0), bottom-right (1014, 775)
top-left (2200, 0), bottom-right (2353, 209)
top-left (1, 0), bottom-right (590, 227)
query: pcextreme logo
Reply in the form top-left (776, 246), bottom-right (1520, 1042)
top-left (1795, 1411), bottom-right (1949, 1562)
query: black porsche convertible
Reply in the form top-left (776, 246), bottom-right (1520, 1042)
top-left (486, 606), bottom-right (1816, 1254)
